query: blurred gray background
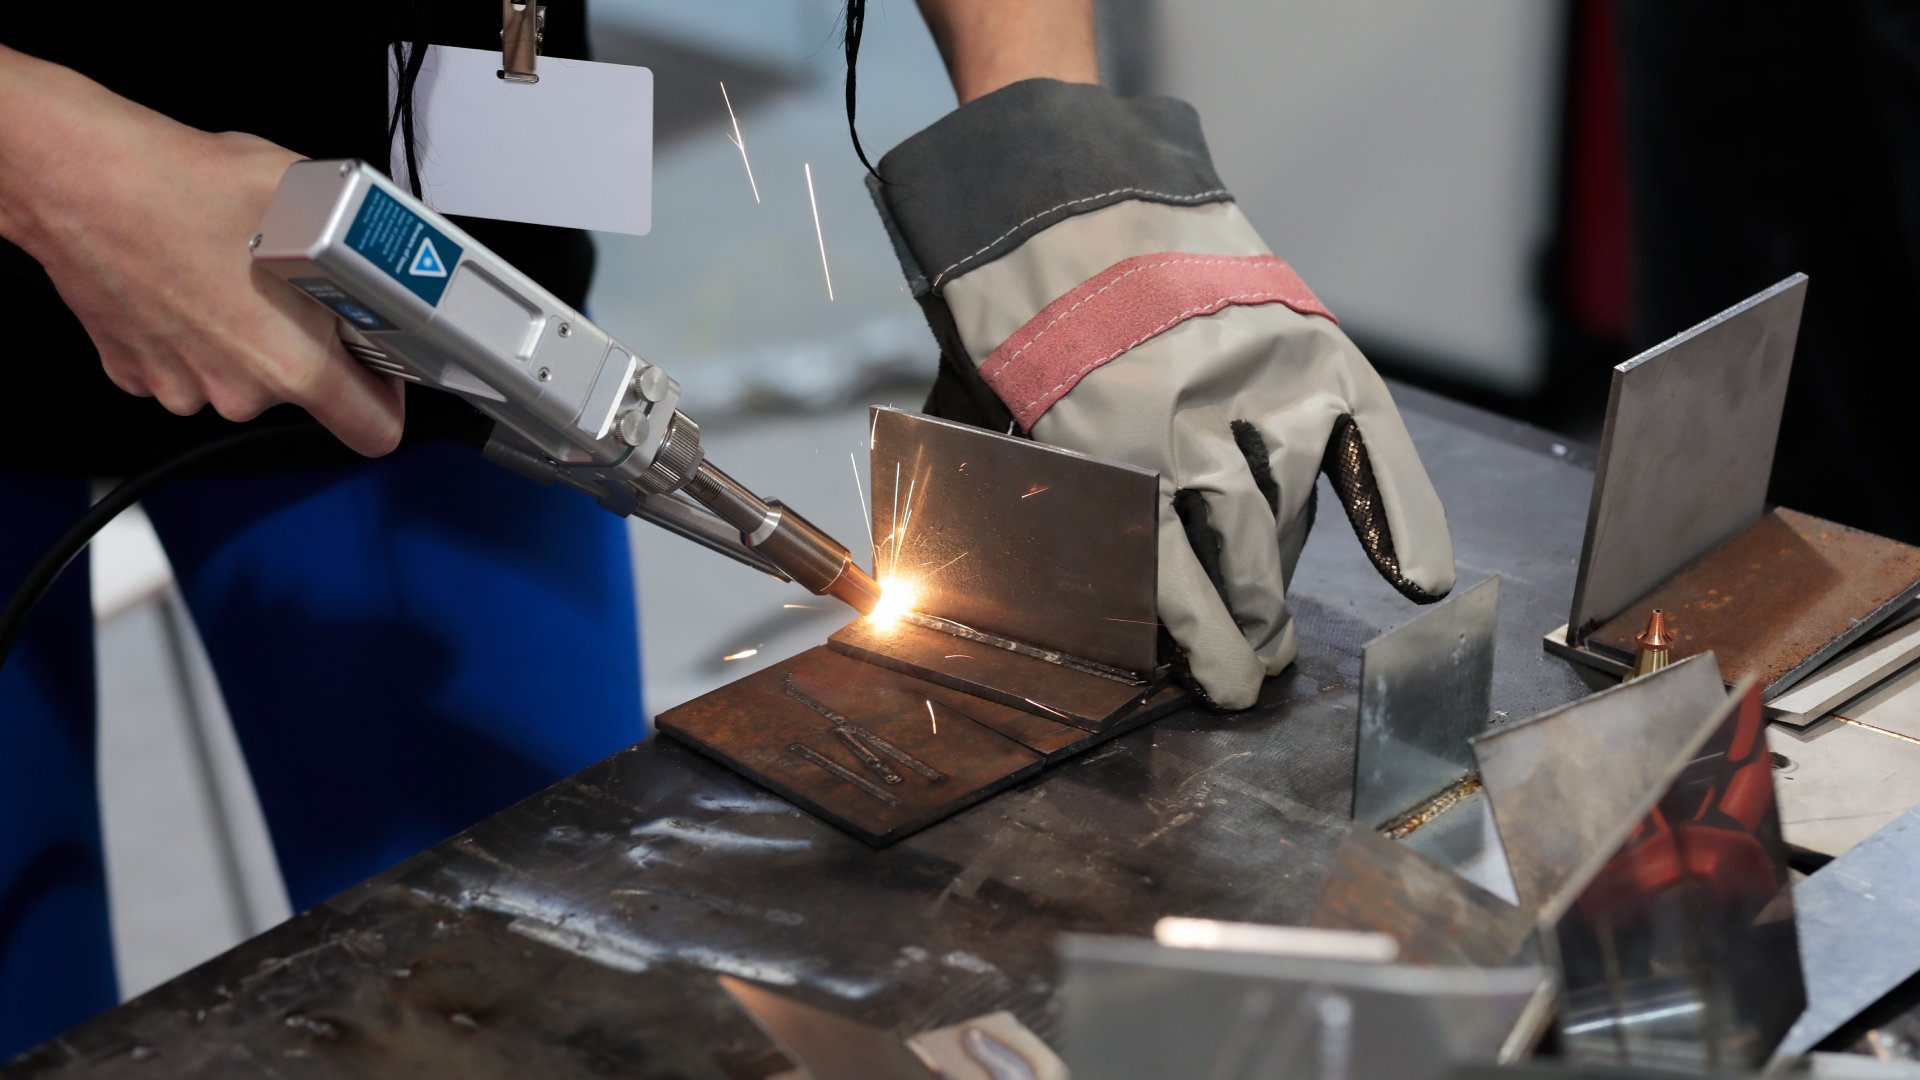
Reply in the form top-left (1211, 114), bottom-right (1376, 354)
top-left (88, 0), bottom-right (1576, 1002)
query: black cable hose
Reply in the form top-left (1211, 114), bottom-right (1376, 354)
top-left (0, 423), bottom-right (335, 674)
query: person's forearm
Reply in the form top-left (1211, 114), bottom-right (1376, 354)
top-left (914, 0), bottom-right (1098, 104)
top-left (0, 46), bottom-right (142, 251)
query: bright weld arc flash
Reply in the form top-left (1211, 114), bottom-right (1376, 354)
top-left (866, 577), bottom-right (919, 631)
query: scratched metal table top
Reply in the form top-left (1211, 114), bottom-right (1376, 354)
top-left (11, 388), bottom-right (1598, 1079)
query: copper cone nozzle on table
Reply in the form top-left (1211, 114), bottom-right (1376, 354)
top-left (1628, 608), bottom-right (1675, 681)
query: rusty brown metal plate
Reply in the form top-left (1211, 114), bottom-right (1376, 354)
top-left (1587, 507), bottom-right (1920, 697)
top-left (830, 617), bottom-right (1155, 731)
top-left (919, 679), bottom-right (1098, 760)
top-left (1308, 829), bottom-right (1532, 968)
top-left (658, 648), bottom-right (1046, 846)
top-left (867, 407), bottom-right (1160, 673)
top-left (658, 648), bottom-right (1189, 845)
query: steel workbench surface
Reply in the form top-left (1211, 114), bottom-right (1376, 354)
top-left (10, 387), bottom-right (1599, 1078)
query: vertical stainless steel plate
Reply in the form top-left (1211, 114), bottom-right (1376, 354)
top-left (1568, 275), bottom-right (1807, 638)
top-left (1354, 576), bottom-right (1500, 828)
top-left (868, 407), bottom-right (1160, 673)
top-left (1472, 654), bottom-right (1728, 917)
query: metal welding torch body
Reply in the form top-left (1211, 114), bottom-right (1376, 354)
top-left (251, 160), bottom-right (880, 616)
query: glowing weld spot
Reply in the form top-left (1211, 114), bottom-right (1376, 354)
top-left (723, 648), bottom-right (760, 661)
top-left (866, 579), bottom-right (919, 631)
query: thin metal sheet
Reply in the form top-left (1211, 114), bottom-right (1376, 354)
top-left (1472, 654), bottom-right (1728, 917)
top-left (1777, 805), bottom-right (1920, 1057)
top-left (1770, 713), bottom-right (1920, 859)
top-left (868, 407), bottom-right (1160, 673)
top-left (1769, 617), bottom-right (1920, 726)
top-left (1837, 658), bottom-right (1920, 741)
top-left (1059, 936), bottom-right (1554, 1080)
top-left (1568, 274), bottom-right (1806, 639)
top-left (1549, 680), bottom-right (1804, 1071)
top-left (1354, 576), bottom-right (1499, 827)
top-left (1584, 508), bottom-right (1920, 699)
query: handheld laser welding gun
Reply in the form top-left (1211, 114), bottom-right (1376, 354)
top-left (251, 159), bottom-right (880, 615)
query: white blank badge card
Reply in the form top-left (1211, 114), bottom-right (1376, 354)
top-left (389, 45), bottom-right (653, 236)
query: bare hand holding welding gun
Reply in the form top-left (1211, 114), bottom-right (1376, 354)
top-left (0, 45), bottom-right (405, 457)
top-left (880, 0), bottom-right (1456, 708)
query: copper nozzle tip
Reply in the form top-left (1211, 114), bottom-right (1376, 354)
top-left (825, 559), bottom-right (882, 616)
top-left (1635, 609), bottom-right (1675, 650)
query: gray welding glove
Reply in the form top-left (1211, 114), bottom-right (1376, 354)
top-left (869, 80), bottom-right (1454, 709)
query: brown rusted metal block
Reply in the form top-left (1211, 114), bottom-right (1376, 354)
top-left (1586, 507), bottom-right (1920, 696)
top-left (658, 648), bottom-right (1046, 846)
top-left (1308, 828), bottom-right (1533, 968)
top-left (829, 617), bottom-right (1154, 732)
top-left (918, 680), bottom-right (1096, 760)
top-left (658, 649), bottom-right (1188, 845)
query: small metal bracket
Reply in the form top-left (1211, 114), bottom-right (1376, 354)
top-left (500, 0), bottom-right (546, 83)
top-left (1352, 576), bottom-right (1498, 830)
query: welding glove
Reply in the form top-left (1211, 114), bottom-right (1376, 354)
top-left (869, 79), bottom-right (1454, 709)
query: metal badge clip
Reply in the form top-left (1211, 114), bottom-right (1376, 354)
top-left (500, 0), bottom-right (546, 83)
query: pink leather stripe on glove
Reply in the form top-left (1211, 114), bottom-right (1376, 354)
top-left (979, 253), bottom-right (1335, 432)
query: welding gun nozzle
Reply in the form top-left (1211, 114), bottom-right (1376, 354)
top-left (681, 460), bottom-right (881, 616)
top-left (824, 559), bottom-right (882, 616)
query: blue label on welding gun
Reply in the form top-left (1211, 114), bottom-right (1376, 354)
top-left (345, 186), bottom-right (463, 307)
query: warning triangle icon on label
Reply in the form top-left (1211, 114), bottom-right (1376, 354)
top-left (408, 237), bottom-right (449, 278)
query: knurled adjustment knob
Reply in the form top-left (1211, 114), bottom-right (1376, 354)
top-left (638, 411), bottom-right (703, 494)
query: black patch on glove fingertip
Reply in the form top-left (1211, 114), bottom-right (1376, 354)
top-left (1169, 489), bottom-right (1244, 710)
top-left (1320, 414), bottom-right (1446, 604)
top-left (1173, 488), bottom-right (1231, 608)
top-left (1229, 420), bottom-right (1281, 517)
